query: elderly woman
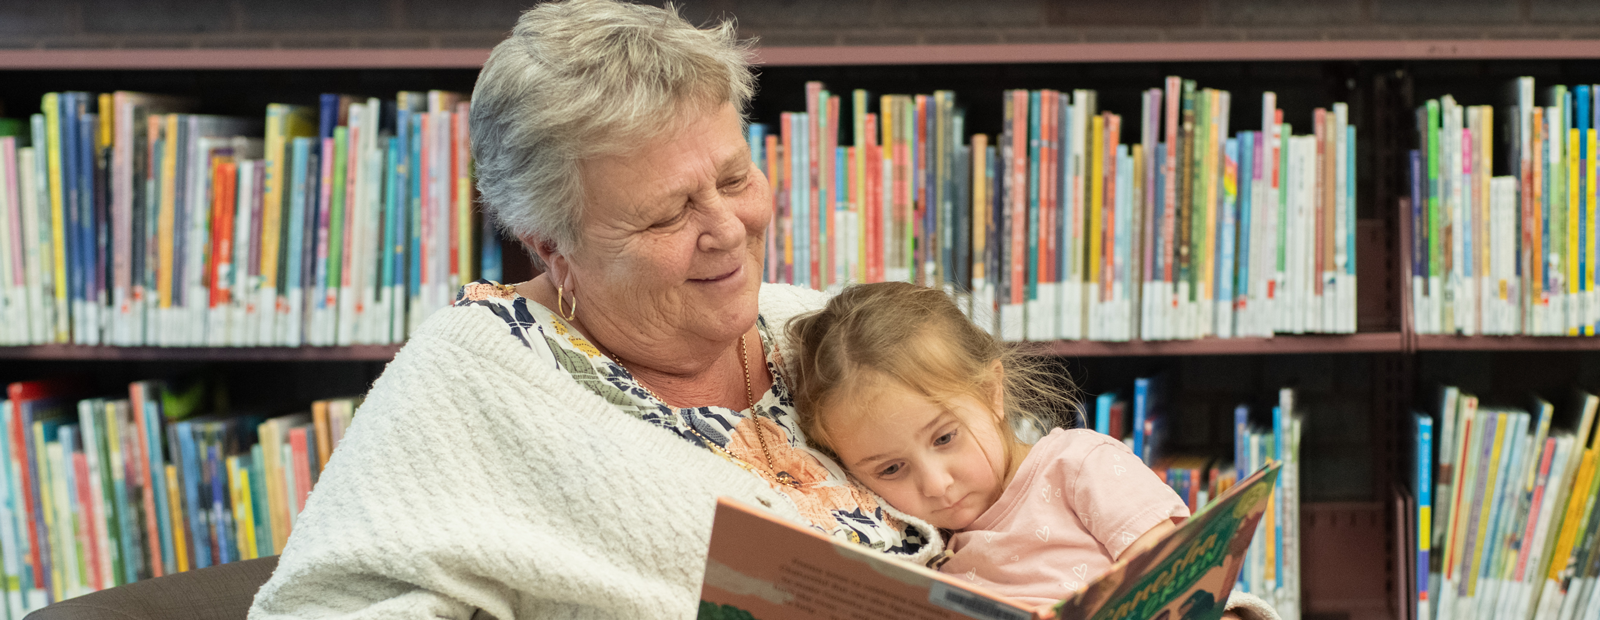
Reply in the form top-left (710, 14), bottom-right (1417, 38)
top-left (248, 1), bottom-right (935, 618)
top-left (250, 1), bottom-right (1279, 619)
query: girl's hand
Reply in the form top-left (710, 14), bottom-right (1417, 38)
top-left (1121, 518), bottom-right (1178, 559)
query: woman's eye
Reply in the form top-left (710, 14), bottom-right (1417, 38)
top-left (720, 176), bottom-right (749, 194)
top-left (934, 431), bottom-right (956, 446)
top-left (652, 207), bottom-right (689, 229)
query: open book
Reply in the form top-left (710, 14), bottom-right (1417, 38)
top-left (699, 462), bottom-right (1281, 620)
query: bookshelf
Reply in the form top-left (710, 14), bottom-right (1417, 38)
top-left (0, 345), bottom-right (400, 362)
top-left (7, 39), bottom-right (1600, 620)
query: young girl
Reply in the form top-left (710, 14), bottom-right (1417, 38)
top-left (784, 282), bottom-right (1191, 607)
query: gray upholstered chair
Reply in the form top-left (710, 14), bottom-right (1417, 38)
top-left (25, 556), bottom-right (279, 620)
top-left (23, 557), bottom-right (498, 619)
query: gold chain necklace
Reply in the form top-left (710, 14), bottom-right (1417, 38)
top-left (621, 333), bottom-right (799, 489)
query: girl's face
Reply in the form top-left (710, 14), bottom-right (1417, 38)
top-left (826, 380), bottom-right (1011, 531)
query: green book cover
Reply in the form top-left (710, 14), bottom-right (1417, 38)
top-left (1427, 99), bottom-right (1442, 280)
top-left (327, 127), bottom-right (348, 292)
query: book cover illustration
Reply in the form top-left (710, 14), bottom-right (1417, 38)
top-left (699, 463), bottom-right (1281, 620)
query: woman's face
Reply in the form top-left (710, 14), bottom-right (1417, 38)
top-left (559, 102), bottom-right (771, 363)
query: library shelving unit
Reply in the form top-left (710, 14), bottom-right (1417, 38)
top-left (11, 38), bottom-right (1600, 620)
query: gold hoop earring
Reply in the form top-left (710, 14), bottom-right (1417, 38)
top-left (557, 284), bottom-right (578, 321)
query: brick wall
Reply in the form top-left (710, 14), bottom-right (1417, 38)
top-left (6, 0), bottom-right (1600, 50)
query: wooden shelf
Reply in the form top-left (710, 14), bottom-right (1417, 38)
top-left (754, 39), bottom-right (1600, 66)
top-left (5, 39), bottom-right (1600, 70)
top-left (1028, 332), bottom-right (1406, 357)
top-left (1413, 334), bottom-right (1600, 352)
top-left (0, 48), bottom-right (491, 70)
top-left (0, 345), bottom-right (401, 362)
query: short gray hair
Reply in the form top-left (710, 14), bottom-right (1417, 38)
top-left (471, 0), bottom-right (757, 265)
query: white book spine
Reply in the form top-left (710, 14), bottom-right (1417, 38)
top-left (20, 148), bottom-right (46, 345)
top-left (0, 146), bottom-right (16, 346)
top-left (999, 301), bottom-right (1024, 342)
top-left (235, 160), bottom-right (258, 347)
top-left (1335, 104), bottom-right (1353, 333)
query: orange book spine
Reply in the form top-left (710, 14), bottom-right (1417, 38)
top-left (312, 401), bottom-right (332, 471)
top-left (209, 160), bottom-right (238, 310)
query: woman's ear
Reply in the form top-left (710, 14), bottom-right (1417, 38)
top-left (531, 237), bottom-right (571, 285)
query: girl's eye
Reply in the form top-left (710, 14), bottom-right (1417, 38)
top-left (934, 431), bottom-right (956, 446)
top-left (878, 463), bottom-right (902, 477)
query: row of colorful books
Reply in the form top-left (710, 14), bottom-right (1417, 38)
top-left (1090, 381), bottom-right (1303, 620)
top-left (1402, 387), bottom-right (1600, 620)
top-left (0, 379), bottom-right (357, 616)
top-left (1409, 76), bottom-right (1600, 337)
top-left (754, 79), bottom-right (1358, 343)
top-left (0, 90), bottom-right (502, 348)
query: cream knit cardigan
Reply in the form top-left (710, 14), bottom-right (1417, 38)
top-left (247, 282), bottom-right (1279, 620)
top-left (248, 284), bottom-right (937, 619)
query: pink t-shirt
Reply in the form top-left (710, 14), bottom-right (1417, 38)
top-left (940, 428), bottom-right (1190, 607)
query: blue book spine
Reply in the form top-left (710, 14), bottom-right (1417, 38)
top-left (1095, 392), bottom-right (1114, 435)
top-left (1411, 151), bottom-right (1425, 280)
top-left (409, 115), bottom-right (425, 306)
top-left (142, 402), bottom-right (174, 578)
top-left (392, 112), bottom-right (412, 301)
top-left (380, 138), bottom-right (399, 303)
top-left (1237, 132), bottom-right (1254, 301)
top-left (206, 444), bottom-right (228, 566)
top-left (78, 112), bottom-right (98, 322)
top-left (318, 94), bottom-right (340, 140)
top-left (175, 424), bottom-right (207, 569)
top-left (1027, 91), bottom-right (1042, 302)
top-left (748, 123), bottom-right (766, 165)
top-left (59, 94), bottom-right (81, 331)
top-left (1133, 378), bottom-right (1150, 459)
top-left (1219, 138), bottom-right (1238, 316)
top-left (1346, 126), bottom-right (1357, 277)
top-left (287, 138), bottom-right (312, 329)
top-left (1235, 405), bottom-right (1250, 481)
top-left (1415, 413), bottom-right (1433, 618)
top-left (209, 444), bottom-right (233, 565)
top-left (1272, 405), bottom-right (1286, 588)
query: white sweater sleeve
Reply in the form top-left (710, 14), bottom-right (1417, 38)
top-left (249, 305), bottom-right (795, 619)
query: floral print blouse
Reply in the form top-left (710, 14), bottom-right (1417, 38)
top-left (454, 280), bottom-right (927, 556)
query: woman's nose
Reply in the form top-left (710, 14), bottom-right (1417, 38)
top-left (698, 195), bottom-right (746, 253)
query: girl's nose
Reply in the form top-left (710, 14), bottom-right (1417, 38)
top-left (918, 466), bottom-right (953, 498)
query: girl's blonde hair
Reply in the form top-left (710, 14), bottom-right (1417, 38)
top-left (785, 282), bottom-right (1079, 462)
